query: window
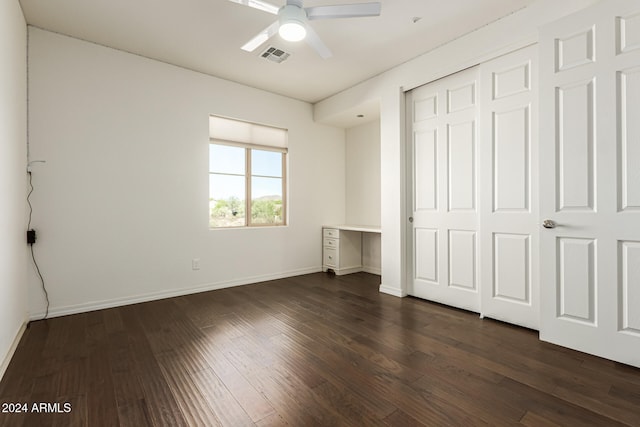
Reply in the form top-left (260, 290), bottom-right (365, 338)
top-left (209, 116), bottom-right (287, 228)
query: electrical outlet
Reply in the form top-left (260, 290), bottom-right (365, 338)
top-left (192, 258), bottom-right (200, 270)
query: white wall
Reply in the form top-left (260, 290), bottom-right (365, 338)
top-left (27, 28), bottom-right (346, 318)
top-left (345, 119), bottom-right (381, 274)
top-left (315, 0), bottom-right (598, 297)
top-left (345, 120), bottom-right (380, 226)
top-left (0, 0), bottom-right (28, 379)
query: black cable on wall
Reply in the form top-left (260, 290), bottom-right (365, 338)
top-left (27, 170), bottom-right (49, 320)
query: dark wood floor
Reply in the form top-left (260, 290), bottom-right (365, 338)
top-left (1, 272), bottom-right (639, 426)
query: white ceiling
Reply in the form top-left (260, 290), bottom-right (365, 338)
top-left (19, 0), bottom-right (536, 104)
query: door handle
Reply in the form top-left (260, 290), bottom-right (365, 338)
top-left (409, 217), bottom-right (414, 223)
top-left (542, 219), bottom-right (557, 229)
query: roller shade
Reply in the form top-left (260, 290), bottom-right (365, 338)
top-left (209, 115), bottom-right (288, 150)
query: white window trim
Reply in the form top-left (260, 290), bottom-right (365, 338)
top-left (209, 141), bottom-right (287, 229)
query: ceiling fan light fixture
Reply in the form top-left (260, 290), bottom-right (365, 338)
top-left (278, 5), bottom-right (307, 42)
top-left (279, 21), bottom-right (306, 41)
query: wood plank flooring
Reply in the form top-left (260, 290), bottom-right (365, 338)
top-left (1, 272), bottom-right (639, 426)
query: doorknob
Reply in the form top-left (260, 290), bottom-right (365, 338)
top-left (542, 219), bottom-right (556, 229)
top-left (409, 217), bottom-right (414, 223)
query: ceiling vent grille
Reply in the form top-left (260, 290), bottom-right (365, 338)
top-left (260, 46), bottom-right (290, 63)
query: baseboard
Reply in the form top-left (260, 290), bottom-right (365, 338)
top-left (0, 320), bottom-right (27, 382)
top-left (29, 267), bottom-right (322, 320)
top-left (379, 284), bottom-right (406, 298)
top-left (362, 266), bottom-right (381, 275)
top-left (334, 266), bottom-right (363, 276)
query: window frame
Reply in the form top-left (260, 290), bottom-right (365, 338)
top-left (209, 138), bottom-right (287, 228)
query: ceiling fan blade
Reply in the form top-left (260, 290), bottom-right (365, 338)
top-left (241, 20), bottom-right (279, 52)
top-left (228, 0), bottom-right (279, 15)
top-left (306, 2), bottom-right (381, 20)
top-left (305, 25), bottom-right (332, 59)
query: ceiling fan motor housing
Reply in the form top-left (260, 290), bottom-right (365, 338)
top-left (285, 0), bottom-right (304, 8)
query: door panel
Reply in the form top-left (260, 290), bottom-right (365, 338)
top-left (540, 0), bottom-right (640, 368)
top-left (415, 228), bottom-right (438, 282)
top-left (448, 82), bottom-right (476, 112)
top-left (493, 106), bottom-right (529, 212)
top-left (414, 129), bottom-right (438, 211)
top-left (493, 233), bottom-right (530, 303)
top-left (557, 237), bottom-right (596, 324)
top-left (556, 28), bottom-right (595, 72)
top-left (479, 45), bottom-right (539, 329)
top-left (448, 121), bottom-right (476, 211)
top-left (556, 80), bottom-right (595, 211)
top-left (408, 66), bottom-right (480, 313)
top-left (448, 230), bottom-right (476, 291)
top-left (618, 13), bottom-right (640, 54)
top-left (493, 62), bottom-right (530, 99)
top-left (619, 67), bottom-right (640, 210)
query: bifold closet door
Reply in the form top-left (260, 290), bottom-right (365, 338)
top-left (479, 44), bottom-right (539, 330)
top-left (407, 49), bottom-right (539, 329)
top-left (539, 0), bottom-right (640, 367)
top-left (407, 66), bottom-right (480, 313)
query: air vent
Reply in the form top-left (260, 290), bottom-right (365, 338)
top-left (260, 46), bottom-right (290, 63)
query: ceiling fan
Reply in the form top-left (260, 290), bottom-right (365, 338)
top-left (229, 0), bottom-right (382, 59)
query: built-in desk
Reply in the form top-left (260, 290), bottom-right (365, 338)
top-left (322, 225), bottom-right (381, 275)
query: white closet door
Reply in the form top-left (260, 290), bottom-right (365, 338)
top-left (408, 66), bottom-right (480, 313)
top-left (479, 45), bottom-right (539, 330)
top-left (539, 0), bottom-right (640, 367)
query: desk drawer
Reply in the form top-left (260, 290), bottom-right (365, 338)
top-left (323, 247), bottom-right (337, 267)
top-left (323, 228), bottom-right (339, 239)
top-left (324, 238), bottom-right (338, 248)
